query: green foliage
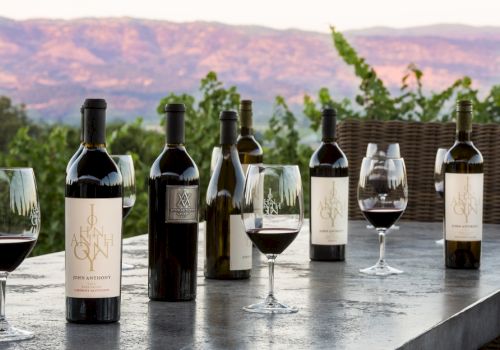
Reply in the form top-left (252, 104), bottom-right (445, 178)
top-left (263, 96), bottom-right (313, 215)
top-left (303, 28), bottom-right (500, 123)
top-left (0, 126), bottom-right (71, 255)
top-left (2, 27), bottom-right (500, 257)
top-left (157, 72), bottom-right (240, 213)
top-left (107, 118), bottom-right (163, 238)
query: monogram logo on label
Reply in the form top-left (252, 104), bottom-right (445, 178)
top-left (166, 186), bottom-right (198, 223)
top-left (319, 181), bottom-right (343, 226)
top-left (452, 176), bottom-right (478, 224)
top-left (176, 190), bottom-right (191, 208)
top-left (71, 204), bottom-right (114, 272)
top-left (263, 188), bottom-right (282, 215)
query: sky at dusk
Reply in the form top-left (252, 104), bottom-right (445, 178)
top-left (1, 0), bottom-right (499, 32)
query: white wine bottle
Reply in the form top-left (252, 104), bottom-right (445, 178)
top-left (205, 110), bottom-right (252, 279)
top-left (444, 99), bottom-right (483, 269)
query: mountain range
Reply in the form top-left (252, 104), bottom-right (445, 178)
top-left (0, 17), bottom-right (498, 123)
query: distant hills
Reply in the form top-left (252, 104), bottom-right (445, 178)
top-left (0, 17), bottom-right (498, 123)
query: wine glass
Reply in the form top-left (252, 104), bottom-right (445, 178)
top-left (434, 148), bottom-right (448, 245)
top-left (358, 157), bottom-right (408, 276)
top-left (111, 155), bottom-right (136, 220)
top-left (365, 143), bottom-right (401, 230)
top-left (242, 165), bottom-right (303, 314)
top-left (0, 168), bottom-right (39, 341)
top-left (366, 143), bottom-right (401, 159)
top-left (111, 155), bottom-right (136, 270)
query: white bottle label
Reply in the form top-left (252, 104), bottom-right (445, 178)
top-left (445, 173), bottom-right (483, 241)
top-left (230, 214), bottom-right (252, 271)
top-left (311, 176), bottom-right (349, 245)
top-left (65, 198), bottom-right (122, 298)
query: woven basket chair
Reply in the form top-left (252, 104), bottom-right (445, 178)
top-left (336, 119), bottom-right (500, 223)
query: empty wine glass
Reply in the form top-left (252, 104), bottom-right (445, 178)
top-left (111, 155), bottom-right (136, 270)
top-left (111, 155), bottom-right (136, 220)
top-left (0, 168), bottom-right (39, 341)
top-left (358, 157), bottom-right (408, 276)
top-left (434, 148), bottom-right (448, 245)
top-left (242, 165), bottom-right (303, 314)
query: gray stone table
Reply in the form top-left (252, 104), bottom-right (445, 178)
top-left (3, 220), bottom-right (500, 350)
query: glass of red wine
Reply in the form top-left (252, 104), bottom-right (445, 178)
top-left (0, 168), bottom-right (39, 341)
top-left (111, 155), bottom-right (136, 270)
top-left (434, 148), bottom-right (448, 245)
top-left (358, 156), bottom-right (408, 276)
top-left (242, 165), bottom-right (303, 314)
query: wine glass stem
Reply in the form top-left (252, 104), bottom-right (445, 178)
top-left (266, 254), bottom-right (277, 301)
top-left (0, 273), bottom-right (7, 329)
top-left (378, 229), bottom-right (386, 265)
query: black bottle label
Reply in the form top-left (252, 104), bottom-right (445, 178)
top-left (165, 185), bottom-right (199, 223)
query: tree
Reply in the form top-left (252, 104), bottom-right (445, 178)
top-left (157, 72), bottom-right (240, 214)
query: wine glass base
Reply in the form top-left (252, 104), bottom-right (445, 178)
top-left (0, 325), bottom-right (33, 342)
top-left (360, 262), bottom-right (403, 276)
top-left (435, 238), bottom-right (444, 245)
top-left (243, 299), bottom-right (298, 314)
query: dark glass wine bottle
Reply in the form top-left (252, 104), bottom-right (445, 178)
top-left (66, 106), bottom-right (84, 173)
top-left (148, 103), bottom-right (200, 301)
top-left (444, 100), bottom-right (483, 269)
top-left (205, 110), bottom-right (251, 279)
top-left (236, 100), bottom-right (263, 173)
top-left (309, 108), bottom-right (349, 261)
top-left (65, 98), bottom-right (123, 323)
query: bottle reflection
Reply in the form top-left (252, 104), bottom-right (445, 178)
top-left (148, 301), bottom-right (196, 349)
top-left (65, 323), bottom-right (120, 350)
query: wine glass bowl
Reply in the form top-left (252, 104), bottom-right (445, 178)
top-left (111, 155), bottom-right (136, 220)
top-left (0, 168), bottom-right (39, 341)
top-left (434, 148), bottom-right (448, 245)
top-left (358, 156), bottom-right (408, 276)
top-left (242, 165), bottom-right (303, 314)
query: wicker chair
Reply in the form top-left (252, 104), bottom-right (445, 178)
top-left (336, 119), bottom-right (500, 223)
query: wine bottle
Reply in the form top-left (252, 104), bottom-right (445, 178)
top-left (309, 107), bottom-right (349, 261)
top-left (66, 106), bottom-right (84, 173)
top-left (65, 98), bottom-right (123, 323)
top-left (148, 103), bottom-right (200, 301)
top-left (205, 110), bottom-right (252, 279)
top-left (444, 100), bottom-right (483, 269)
top-left (236, 100), bottom-right (263, 173)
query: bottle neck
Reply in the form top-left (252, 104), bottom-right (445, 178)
top-left (83, 108), bottom-right (106, 147)
top-left (79, 111), bottom-right (84, 143)
top-left (457, 131), bottom-right (471, 142)
top-left (240, 126), bottom-right (253, 136)
top-left (166, 112), bottom-right (185, 145)
top-left (456, 111), bottom-right (472, 142)
top-left (322, 118), bottom-right (336, 142)
top-left (220, 120), bottom-right (237, 146)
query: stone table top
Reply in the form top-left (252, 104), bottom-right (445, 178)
top-left (3, 220), bottom-right (500, 350)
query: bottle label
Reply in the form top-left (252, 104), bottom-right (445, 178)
top-left (230, 215), bottom-right (252, 271)
top-left (65, 198), bottom-right (122, 298)
top-left (445, 173), bottom-right (483, 241)
top-left (165, 185), bottom-right (199, 223)
top-left (310, 176), bottom-right (349, 245)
